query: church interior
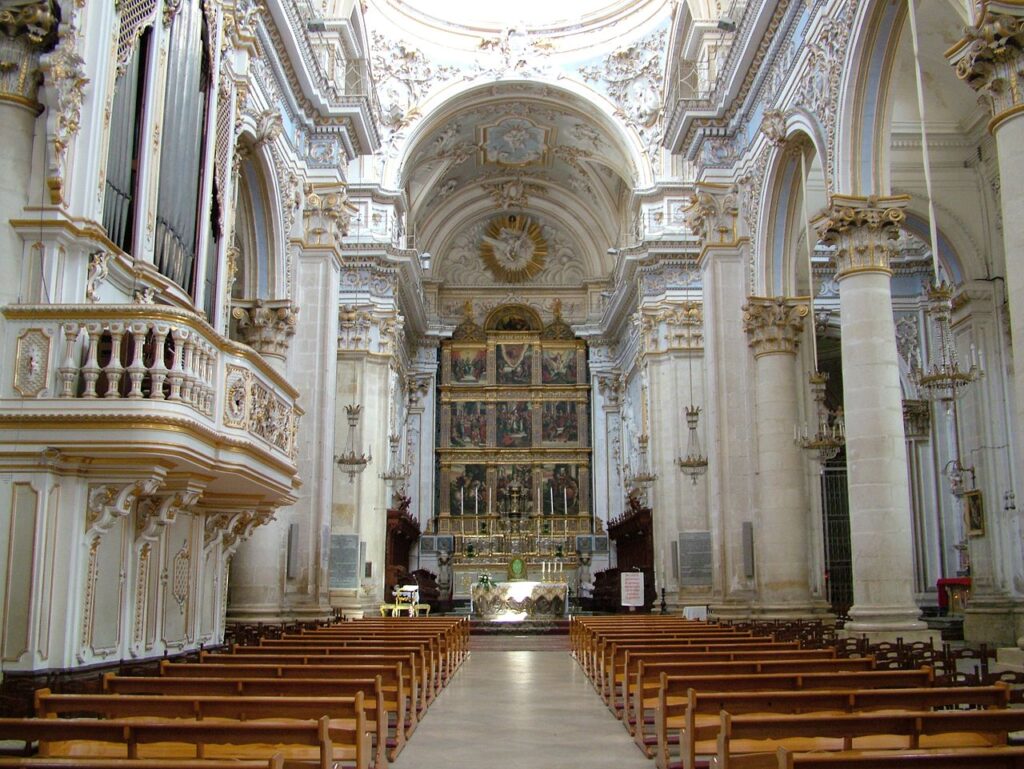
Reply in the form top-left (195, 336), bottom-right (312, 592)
top-left (2, 0), bottom-right (1024, 763)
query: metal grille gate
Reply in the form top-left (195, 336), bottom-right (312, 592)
top-left (821, 466), bottom-right (853, 616)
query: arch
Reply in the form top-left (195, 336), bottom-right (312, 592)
top-left (231, 133), bottom-right (287, 302)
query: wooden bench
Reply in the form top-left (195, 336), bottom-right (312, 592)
top-left (768, 745), bottom-right (1024, 768)
top-left (592, 633), bottom-right (765, 683)
top-left (35, 689), bottom-right (383, 769)
top-left (0, 759), bottom-right (284, 769)
top-left (703, 707), bottom-right (1024, 769)
top-left (0, 715), bottom-right (367, 769)
top-left (653, 668), bottom-right (938, 769)
top-left (618, 651), bottom-right (835, 729)
top-left (104, 673), bottom-right (408, 761)
top-left (191, 651), bottom-right (429, 719)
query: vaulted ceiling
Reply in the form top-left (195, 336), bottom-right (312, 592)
top-left (402, 81), bottom-right (638, 287)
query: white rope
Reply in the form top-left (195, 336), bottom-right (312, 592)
top-left (799, 148), bottom-right (819, 373)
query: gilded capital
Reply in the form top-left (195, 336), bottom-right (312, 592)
top-left (814, 194), bottom-right (908, 279)
top-left (743, 296), bottom-right (809, 357)
top-left (948, 9), bottom-right (1024, 132)
top-left (0, 0), bottom-right (59, 108)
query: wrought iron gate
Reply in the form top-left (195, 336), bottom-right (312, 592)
top-left (820, 466), bottom-right (853, 617)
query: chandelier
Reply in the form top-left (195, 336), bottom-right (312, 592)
top-left (910, 283), bottom-right (982, 403)
top-left (676, 351), bottom-right (707, 483)
top-left (794, 146), bottom-right (845, 463)
top-left (630, 433), bottom-right (658, 488)
top-left (335, 404), bottom-right (372, 482)
top-left (379, 433), bottom-right (410, 486)
top-left (796, 372), bottom-right (845, 462)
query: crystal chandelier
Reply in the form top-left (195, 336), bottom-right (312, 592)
top-left (676, 351), bottom-right (707, 483)
top-left (794, 147), bottom-right (845, 463)
top-left (631, 433), bottom-right (658, 488)
top-left (910, 283), bottom-right (981, 403)
top-left (796, 372), bottom-right (845, 462)
top-left (335, 404), bottom-right (372, 482)
top-left (379, 433), bottom-right (410, 486)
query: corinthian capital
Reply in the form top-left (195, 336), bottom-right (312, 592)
top-left (814, 194), bottom-right (908, 279)
top-left (687, 182), bottom-right (740, 247)
top-left (231, 298), bottom-right (299, 360)
top-left (743, 296), bottom-right (809, 357)
top-left (948, 9), bottom-right (1024, 130)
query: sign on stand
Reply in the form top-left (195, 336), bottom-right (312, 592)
top-left (621, 571), bottom-right (645, 608)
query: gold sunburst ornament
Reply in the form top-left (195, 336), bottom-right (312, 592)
top-left (479, 214), bottom-right (547, 283)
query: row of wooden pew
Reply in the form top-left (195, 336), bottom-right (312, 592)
top-left (572, 615), bottom-right (1024, 769)
top-left (0, 616), bottom-right (469, 769)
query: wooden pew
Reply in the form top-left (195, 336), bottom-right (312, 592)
top-left (625, 649), bottom-right (838, 744)
top-left (768, 745), bottom-right (1024, 768)
top-left (191, 652), bottom-right (428, 719)
top-left (653, 668), bottom-right (938, 769)
top-left (0, 759), bottom-right (285, 769)
top-left (0, 715), bottom-right (367, 769)
top-left (706, 709), bottom-right (1024, 769)
top-left (607, 656), bottom-right (875, 716)
top-left (104, 673), bottom-right (408, 761)
top-left (35, 689), bottom-right (384, 769)
top-left (592, 633), bottom-right (764, 682)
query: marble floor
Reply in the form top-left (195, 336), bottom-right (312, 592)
top-left (391, 650), bottom-right (653, 769)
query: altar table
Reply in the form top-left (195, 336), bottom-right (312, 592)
top-left (470, 581), bottom-right (568, 621)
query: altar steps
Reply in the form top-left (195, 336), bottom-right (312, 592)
top-left (470, 618), bottom-right (570, 636)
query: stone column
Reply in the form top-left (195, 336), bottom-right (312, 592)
top-left (743, 296), bottom-right (819, 615)
top-left (691, 184), bottom-right (758, 615)
top-left (816, 195), bottom-right (930, 640)
top-left (947, 10), bottom-right (1024, 648)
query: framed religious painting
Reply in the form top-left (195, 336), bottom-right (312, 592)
top-left (540, 463), bottom-right (581, 516)
top-left (449, 401), bottom-right (487, 448)
top-left (449, 347), bottom-right (487, 386)
top-left (495, 343), bottom-right (533, 385)
top-left (541, 346), bottom-right (578, 385)
top-left (964, 490), bottom-right (985, 537)
top-left (541, 401), bottom-right (579, 446)
top-left (496, 465), bottom-right (534, 516)
top-left (495, 401), bottom-right (532, 447)
top-left (449, 464), bottom-right (488, 516)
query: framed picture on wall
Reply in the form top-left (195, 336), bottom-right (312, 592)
top-left (964, 490), bottom-right (985, 537)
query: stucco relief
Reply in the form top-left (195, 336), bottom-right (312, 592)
top-left (370, 32), bottom-right (461, 132)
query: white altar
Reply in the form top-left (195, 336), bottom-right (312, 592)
top-left (470, 581), bottom-right (568, 621)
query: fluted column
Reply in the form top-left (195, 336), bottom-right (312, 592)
top-left (816, 195), bottom-right (930, 639)
top-left (948, 8), bottom-right (1024, 649)
top-left (743, 296), bottom-right (818, 615)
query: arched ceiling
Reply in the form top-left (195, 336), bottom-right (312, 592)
top-left (403, 81), bottom-right (638, 288)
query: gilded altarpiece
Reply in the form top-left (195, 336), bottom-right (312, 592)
top-left (435, 306), bottom-right (592, 592)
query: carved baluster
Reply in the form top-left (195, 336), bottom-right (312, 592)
top-left (180, 337), bottom-right (196, 404)
top-left (103, 322), bottom-right (125, 397)
top-left (80, 323), bottom-right (103, 398)
top-left (167, 328), bottom-right (187, 402)
top-left (204, 347), bottom-right (217, 414)
top-left (126, 321), bottom-right (148, 398)
top-left (149, 324), bottom-right (170, 399)
top-left (58, 323), bottom-right (81, 397)
top-left (196, 344), bottom-right (211, 413)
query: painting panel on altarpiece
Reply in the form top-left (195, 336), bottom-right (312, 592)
top-left (495, 343), bottom-right (533, 385)
top-left (541, 348), bottom-right (578, 384)
top-left (496, 401), bottom-right (532, 447)
top-left (539, 463), bottom-right (581, 516)
top-left (449, 464), bottom-right (488, 516)
top-left (450, 348), bottom-right (487, 385)
top-left (541, 401), bottom-right (579, 445)
top-left (450, 402), bottom-right (487, 447)
top-left (496, 465), bottom-right (534, 516)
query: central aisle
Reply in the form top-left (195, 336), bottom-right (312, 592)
top-left (391, 651), bottom-right (652, 769)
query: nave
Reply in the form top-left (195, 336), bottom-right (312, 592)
top-left (391, 650), bottom-right (651, 769)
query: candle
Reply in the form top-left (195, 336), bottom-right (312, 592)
top-left (488, 487), bottom-right (492, 515)
top-left (550, 486), bottom-right (554, 515)
top-left (460, 486), bottom-right (464, 515)
top-left (564, 487), bottom-right (568, 514)
top-left (475, 487), bottom-right (478, 515)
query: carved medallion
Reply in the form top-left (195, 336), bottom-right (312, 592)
top-left (479, 214), bottom-right (547, 283)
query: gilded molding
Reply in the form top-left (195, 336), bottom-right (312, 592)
top-left (814, 195), bottom-right (908, 279)
top-left (742, 296), bottom-right (809, 357)
top-left (948, 9), bottom-right (1024, 131)
top-left (0, 1), bottom-right (58, 108)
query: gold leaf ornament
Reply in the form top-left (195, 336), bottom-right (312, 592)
top-left (479, 214), bottom-right (547, 283)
